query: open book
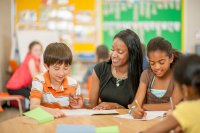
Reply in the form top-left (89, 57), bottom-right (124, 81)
top-left (114, 111), bottom-right (166, 120)
top-left (61, 109), bottom-right (119, 116)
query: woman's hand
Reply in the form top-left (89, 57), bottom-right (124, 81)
top-left (69, 93), bottom-right (84, 109)
top-left (93, 102), bottom-right (124, 110)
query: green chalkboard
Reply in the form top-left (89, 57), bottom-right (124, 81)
top-left (103, 0), bottom-right (182, 51)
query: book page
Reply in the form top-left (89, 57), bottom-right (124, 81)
top-left (114, 111), bottom-right (166, 120)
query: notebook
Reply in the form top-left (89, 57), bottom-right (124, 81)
top-left (56, 124), bottom-right (95, 133)
top-left (23, 107), bottom-right (54, 124)
top-left (96, 126), bottom-right (120, 133)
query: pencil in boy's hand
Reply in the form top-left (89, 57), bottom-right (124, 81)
top-left (75, 86), bottom-right (81, 96)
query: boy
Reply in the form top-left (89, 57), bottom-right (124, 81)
top-left (30, 42), bottom-right (83, 118)
top-left (82, 45), bottom-right (109, 91)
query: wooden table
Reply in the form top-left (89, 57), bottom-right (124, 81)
top-left (0, 109), bottom-right (162, 133)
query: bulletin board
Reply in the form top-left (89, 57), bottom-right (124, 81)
top-left (15, 0), bottom-right (97, 55)
top-left (102, 0), bottom-right (183, 51)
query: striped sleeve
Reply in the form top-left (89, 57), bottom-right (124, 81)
top-left (67, 76), bottom-right (78, 87)
top-left (30, 78), bottom-right (43, 99)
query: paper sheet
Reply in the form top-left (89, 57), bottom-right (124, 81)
top-left (114, 111), bottom-right (166, 120)
top-left (61, 109), bottom-right (119, 116)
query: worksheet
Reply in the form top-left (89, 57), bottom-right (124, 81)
top-left (114, 111), bottom-right (166, 120)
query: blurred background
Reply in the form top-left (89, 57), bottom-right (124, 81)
top-left (0, 0), bottom-right (200, 112)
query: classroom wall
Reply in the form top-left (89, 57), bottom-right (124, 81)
top-left (0, 12), bottom-right (2, 91)
top-left (0, 0), bottom-right (12, 91)
top-left (0, 0), bottom-right (200, 91)
top-left (185, 0), bottom-right (200, 53)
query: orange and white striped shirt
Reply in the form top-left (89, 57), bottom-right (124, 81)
top-left (30, 71), bottom-right (81, 109)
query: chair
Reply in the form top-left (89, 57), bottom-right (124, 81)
top-left (7, 60), bottom-right (18, 76)
top-left (0, 106), bottom-right (3, 112)
top-left (8, 60), bottom-right (18, 72)
top-left (0, 60), bottom-right (24, 115)
top-left (0, 92), bottom-right (24, 116)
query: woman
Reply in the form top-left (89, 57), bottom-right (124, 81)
top-left (89, 29), bottom-right (143, 109)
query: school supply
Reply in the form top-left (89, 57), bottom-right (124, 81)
top-left (56, 124), bottom-right (95, 133)
top-left (114, 111), bottom-right (166, 120)
top-left (170, 97), bottom-right (174, 110)
top-left (96, 126), bottom-right (120, 133)
top-left (61, 109), bottom-right (119, 116)
top-left (23, 107), bottom-right (54, 124)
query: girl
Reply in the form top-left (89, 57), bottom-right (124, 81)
top-left (7, 41), bottom-right (42, 99)
top-left (143, 55), bottom-right (200, 133)
top-left (89, 29), bottom-right (143, 109)
top-left (131, 37), bottom-right (182, 118)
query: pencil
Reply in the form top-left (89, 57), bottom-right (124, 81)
top-left (135, 99), bottom-right (141, 109)
top-left (135, 99), bottom-right (146, 119)
top-left (76, 86), bottom-right (81, 96)
top-left (170, 97), bottom-right (174, 110)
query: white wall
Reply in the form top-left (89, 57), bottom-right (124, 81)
top-left (0, 12), bottom-right (2, 91)
top-left (0, 0), bottom-right (12, 91)
top-left (185, 0), bottom-right (200, 53)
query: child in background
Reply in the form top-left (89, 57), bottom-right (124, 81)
top-left (82, 45), bottom-right (109, 91)
top-left (141, 43), bottom-right (149, 70)
top-left (30, 43), bottom-right (83, 118)
top-left (142, 55), bottom-right (200, 133)
top-left (7, 41), bottom-right (42, 99)
top-left (131, 37), bottom-right (182, 118)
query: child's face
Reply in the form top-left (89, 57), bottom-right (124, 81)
top-left (148, 50), bottom-right (173, 78)
top-left (111, 38), bottom-right (129, 67)
top-left (30, 44), bottom-right (43, 59)
top-left (45, 63), bottom-right (69, 83)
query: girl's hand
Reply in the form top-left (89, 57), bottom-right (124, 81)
top-left (69, 93), bottom-right (84, 109)
top-left (163, 109), bottom-right (173, 117)
top-left (131, 108), bottom-right (146, 119)
top-left (173, 126), bottom-right (183, 133)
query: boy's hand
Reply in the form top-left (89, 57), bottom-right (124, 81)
top-left (48, 108), bottom-right (65, 118)
top-left (69, 93), bottom-right (84, 109)
top-left (131, 108), bottom-right (146, 119)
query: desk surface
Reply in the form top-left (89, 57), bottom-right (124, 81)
top-left (0, 109), bottom-right (162, 133)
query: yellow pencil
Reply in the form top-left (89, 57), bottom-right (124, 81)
top-left (170, 97), bottom-right (174, 110)
top-left (135, 99), bottom-right (141, 109)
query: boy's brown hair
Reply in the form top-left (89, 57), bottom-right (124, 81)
top-left (43, 42), bottom-right (72, 67)
top-left (96, 45), bottom-right (109, 61)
